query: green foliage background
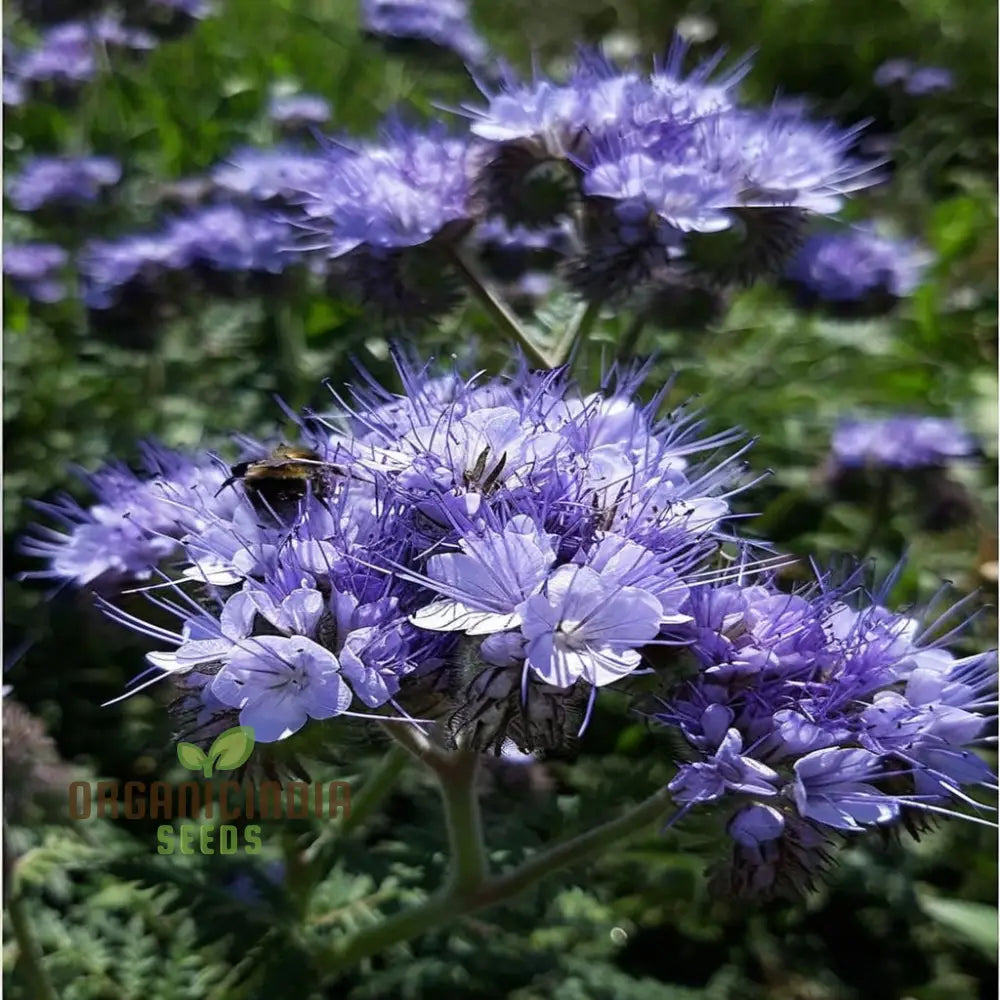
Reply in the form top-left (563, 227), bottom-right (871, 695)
top-left (3, 0), bottom-right (997, 998)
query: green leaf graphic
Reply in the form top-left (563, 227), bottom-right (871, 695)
top-left (207, 726), bottom-right (255, 772)
top-left (176, 742), bottom-right (207, 772)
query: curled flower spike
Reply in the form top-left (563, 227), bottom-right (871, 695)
top-left (654, 564), bottom-right (996, 897)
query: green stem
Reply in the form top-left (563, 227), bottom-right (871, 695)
top-left (4, 824), bottom-right (59, 1000)
top-left (339, 743), bottom-right (411, 839)
top-left (617, 313), bottom-right (648, 365)
top-left (301, 741), bottom-right (412, 881)
top-left (438, 751), bottom-right (487, 899)
top-left (859, 469), bottom-right (894, 557)
top-left (551, 299), bottom-right (603, 369)
top-left (315, 785), bottom-right (672, 978)
top-left (468, 787), bottom-right (672, 911)
top-left (263, 296), bottom-right (309, 412)
top-left (449, 248), bottom-right (552, 369)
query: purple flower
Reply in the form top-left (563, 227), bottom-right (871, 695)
top-left (211, 635), bottom-right (352, 742)
top-left (21, 444), bottom-right (234, 587)
top-left (873, 59), bottom-right (914, 87)
top-left (875, 59), bottom-right (954, 95)
top-left (687, 109), bottom-right (883, 215)
top-left (831, 416), bottom-right (977, 470)
top-left (211, 147), bottom-right (329, 203)
top-left (7, 155), bottom-right (121, 210)
top-left (785, 225), bottom-right (932, 304)
top-left (79, 231), bottom-right (188, 307)
top-left (583, 139), bottom-right (735, 234)
top-left (362, 0), bottom-right (489, 66)
top-left (465, 44), bottom-right (745, 158)
top-left (3, 242), bottom-right (68, 302)
top-left (410, 516), bottom-right (557, 634)
top-left (904, 67), bottom-right (955, 96)
top-left (166, 204), bottom-right (296, 272)
top-left (729, 803), bottom-right (786, 847)
top-left (520, 565), bottom-right (662, 687)
top-left (79, 205), bottom-right (298, 306)
top-left (465, 72), bottom-right (586, 154)
top-left (9, 17), bottom-right (155, 92)
top-left (792, 748), bottom-right (899, 831)
top-left (267, 92), bottom-right (332, 128)
top-left (298, 123), bottom-right (479, 257)
top-left (656, 564), bottom-right (996, 894)
top-left (669, 728), bottom-right (781, 804)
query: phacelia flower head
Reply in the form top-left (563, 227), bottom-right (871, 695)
top-left (830, 416), bottom-right (979, 471)
top-left (8, 17), bottom-right (155, 95)
top-left (267, 92), bottom-right (332, 129)
top-left (656, 566), bottom-right (996, 897)
top-left (166, 204), bottom-right (296, 274)
top-left (784, 224), bottom-right (932, 314)
top-left (211, 147), bottom-right (329, 203)
top-left (28, 354), bottom-right (751, 751)
top-left (685, 108), bottom-right (883, 216)
top-left (79, 231), bottom-right (188, 308)
top-left (362, 0), bottom-right (489, 67)
top-left (296, 122), bottom-right (481, 321)
top-left (21, 444), bottom-right (236, 588)
top-left (583, 134), bottom-right (735, 235)
top-left (3, 243), bottom-right (68, 302)
top-left (7, 155), bottom-right (121, 210)
top-left (874, 59), bottom-right (955, 96)
top-left (299, 122), bottom-right (479, 256)
top-left (80, 205), bottom-right (298, 308)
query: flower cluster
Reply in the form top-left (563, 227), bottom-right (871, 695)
top-left (465, 43), bottom-right (882, 298)
top-left (831, 416), bottom-right (978, 471)
top-left (79, 204), bottom-right (297, 308)
top-left (7, 154), bottom-right (121, 211)
top-left (874, 59), bottom-right (955, 96)
top-left (210, 147), bottom-right (329, 204)
top-left (657, 567), bottom-right (995, 896)
top-left (26, 357), bottom-right (746, 747)
top-left (3, 16), bottom-right (155, 105)
top-left (784, 224), bottom-right (932, 315)
top-left (361, 0), bottom-right (489, 68)
top-left (23, 354), bottom-right (996, 893)
top-left (6, 37), bottom-right (895, 336)
top-left (3, 242), bottom-right (68, 302)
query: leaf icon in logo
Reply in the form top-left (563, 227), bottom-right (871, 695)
top-left (207, 726), bottom-right (255, 774)
top-left (177, 742), bottom-right (208, 773)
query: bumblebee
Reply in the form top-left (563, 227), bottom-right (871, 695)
top-left (218, 444), bottom-right (343, 518)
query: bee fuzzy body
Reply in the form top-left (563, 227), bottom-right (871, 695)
top-left (220, 444), bottom-right (343, 519)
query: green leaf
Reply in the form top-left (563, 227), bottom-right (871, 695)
top-left (177, 742), bottom-right (208, 771)
top-left (208, 726), bottom-right (256, 771)
top-left (919, 892), bottom-right (999, 960)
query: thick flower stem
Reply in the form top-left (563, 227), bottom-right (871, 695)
top-left (437, 751), bottom-right (488, 899)
top-left (449, 247), bottom-right (553, 369)
top-left (315, 785), bottom-right (673, 979)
